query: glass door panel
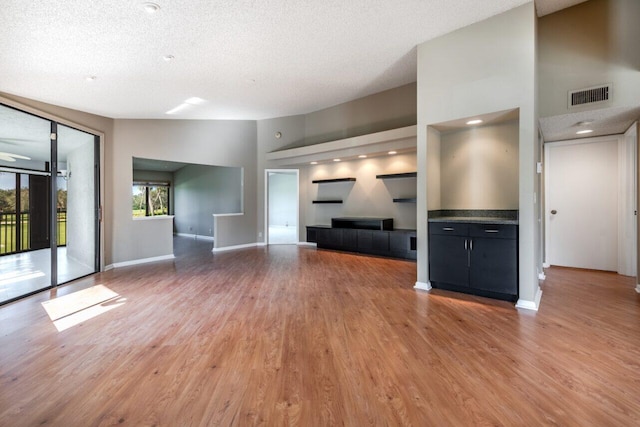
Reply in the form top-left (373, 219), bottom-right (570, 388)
top-left (56, 124), bottom-right (98, 285)
top-left (0, 104), bottom-right (53, 304)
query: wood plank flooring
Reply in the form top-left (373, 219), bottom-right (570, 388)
top-left (1, 238), bottom-right (640, 426)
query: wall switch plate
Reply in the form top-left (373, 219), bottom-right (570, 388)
top-left (536, 162), bottom-right (543, 173)
top-left (258, 232), bottom-right (263, 237)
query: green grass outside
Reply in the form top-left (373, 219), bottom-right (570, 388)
top-left (0, 213), bottom-right (66, 255)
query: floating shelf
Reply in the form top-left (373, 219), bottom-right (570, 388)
top-left (312, 177), bottom-right (356, 184)
top-left (376, 172), bottom-right (417, 179)
top-left (393, 198), bottom-right (417, 203)
top-left (312, 200), bottom-right (343, 204)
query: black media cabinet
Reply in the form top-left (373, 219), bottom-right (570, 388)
top-left (307, 217), bottom-right (416, 260)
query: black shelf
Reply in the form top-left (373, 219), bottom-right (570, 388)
top-left (376, 172), bottom-right (417, 179)
top-left (393, 198), bottom-right (417, 203)
top-left (312, 177), bottom-right (356, 184)
top-left (312, 200), bottom-right (343, 204)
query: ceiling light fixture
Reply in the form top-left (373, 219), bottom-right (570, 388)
top-left (576, 129), bottom-right (593, 135)
top-left (333, 158), bottom-right (341, 162)
top-left (466, 119), bottom-right (483, 125)
top-left (85, 75), bottom-right (97, 82)
top-left (162, 55), bottom-right (175, 62)
top-left (141, 2), bottom-right (161, 14)
top-left (388, 151), bottom-right (397, 155)
top-left (165, 97), bottom-right (208, 115)
top-left (576, 120), bottom-right (594, 126)
top-left (310, 161), bottom-right (318, 165)
top-left (358, 155), bottom-right (367, 158)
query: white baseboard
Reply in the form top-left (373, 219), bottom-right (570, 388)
top-left (538, 272), bottom-right (546, 280)
top-left (516, 286), bottom-right (543, 311)
top-left (176, 233), bottom-right (214, 242)
top-left (414, 281), bottom-right (432, 291)
top-left (104, 264), bottom-right (114, 271)
top-left (543, 262), bottom-right (550, 268)
top-left (636, 285), bottom-right (640, 294)
top-left (297, 242), bottom-right (317, 247)
top-left (256, 242), bottom-right (267, 247)
top-left (110, 254), bottom-right (176, 269)
top-left (212, 242), bottom-right (261, 253)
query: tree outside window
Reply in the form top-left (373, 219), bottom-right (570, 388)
top-left (132, 182), bottom-right (169, 217)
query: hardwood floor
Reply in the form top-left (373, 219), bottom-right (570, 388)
top-left (1, 238), bottom-right (640, 426)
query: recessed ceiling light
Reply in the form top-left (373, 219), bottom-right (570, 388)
top-left (85, 75), bottom-right (97, 82)
top-left (0, 152), bottom-right (31, 162)
top-left (333, 159), bottom-right (341, 162)
top-left (466, 119), bottom-right (483, 125)
top-left (141, 2), bottom-right (161, 13)
top-left (576, 129), bottom-right (593, 135)
top-left (358, 155), bottom-right (367, 158)
top-left (162, 55), bottom-right (175, 62)
top-left (388, 151), bottom-right (397, 155)
top-left (576, 120), bottom-right (594, 126)
top-left (310, 161), bottom-right (318, 165)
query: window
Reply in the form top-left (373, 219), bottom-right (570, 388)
top-left (132, 182), bottom-right (169, 217)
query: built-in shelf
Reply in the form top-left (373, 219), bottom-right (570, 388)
top-left (393, 198), bottom-right (417, 203)
top-left (312, 200), bottom-right (343, 204)
top-left (376, 172), bottom-right (417, 179)
top-left (312, 177), bottom-right (356, 184)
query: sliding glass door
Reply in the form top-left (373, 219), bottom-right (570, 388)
top-left (0, 103), bottom-right (99, 304)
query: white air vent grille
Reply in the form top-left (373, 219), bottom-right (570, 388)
top-left (569, 84), bottom-right (611, 107)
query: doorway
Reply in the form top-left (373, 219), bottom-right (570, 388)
top-left (0, 103), bottom-right (100, 305)
top-left (265, 170), bottom-right (299, 245)
top-left (544, 134), bottom-right (637, 274)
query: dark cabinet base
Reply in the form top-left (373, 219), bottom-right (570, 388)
top-left (307, 226), bottom-right (416, 260)
top-left (430, 281), bottom-right (518, 302)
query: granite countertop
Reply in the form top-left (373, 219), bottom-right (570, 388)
top-left (428, 210), bottom-right (519, 225)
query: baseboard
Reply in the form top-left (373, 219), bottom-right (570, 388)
top-left (538, 272), bottom-right (546, 280)
top-left (297, 242), bottom-right (317, 247)
top-left (414, 281), bottom-right (432, 291)
top-left (636, 285), bottom-right (640, 294)
top-left (543, 262), bottom-right (550, 268)
top-left (110, 254), bottom-right (176, 269)
top-left (175, 233), bottom-right (214, 242)
top-left (212, 242), bottom-right (261, 253)
top-left (515, 286), bottom-right (543, 311)
top-left (256, 242), bottom-right (267, 247)
top-left (104, 264), bottom-right (114, 271)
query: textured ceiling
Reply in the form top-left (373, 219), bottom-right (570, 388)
top-left (535, 0), bottom-right (589, 16)
top-left (0, 0), bottom-right (540, 120)
top-left (539, 105), bottom-right (640, 142)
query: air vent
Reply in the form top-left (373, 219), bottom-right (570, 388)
top-left (569, 84), bottom-right (611, 107)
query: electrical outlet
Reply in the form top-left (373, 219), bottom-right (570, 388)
top-left (189, 226), bottom-right (193, 231)
top-left (209, 228), bottom-right (212, 234)
top-left (258, 232), bottom-right (263, 237)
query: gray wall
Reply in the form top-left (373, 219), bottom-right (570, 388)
top-left (306, 154), bottom-right (417, 229)
top-left (417, 3), bottom-right (539, 304)
top-left (538, 0), bottom-right (640, 118)
top-left (112, 119), bottom-right (256, 263)
top-left (440, 121), bottom-right (519, 209)
top-left (66, 139), bottom-right (95, 268)
top-left (268, 172), bottom-right (297, 227)
top-left (174, 164), bottom-right (242, 237)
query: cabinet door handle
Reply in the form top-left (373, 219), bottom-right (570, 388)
top-left (464, 239), bottom-right (468, 250)
top-left (469, 239), bottom-right (473, 250)
top-left (485, 230), bottom-right (499, 233)
top-left (442, 227), bottom-right (455, 231)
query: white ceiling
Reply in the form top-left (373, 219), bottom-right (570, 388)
top-left (0, 0), bottom-right (582, 121)
top-left (539, 105), bottom-right (640, 142)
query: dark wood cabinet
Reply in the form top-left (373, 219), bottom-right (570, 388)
top-left (307, 225), bottom-right (416, 260)
top-left (428, 222), bottom-right (518, 301)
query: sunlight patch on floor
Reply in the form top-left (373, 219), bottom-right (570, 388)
top-left (41, 284), bottom-right (125, 332)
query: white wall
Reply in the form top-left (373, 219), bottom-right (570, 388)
top-left (306, 154), bottom-right (417, 230)
top-left (417, 3), bottom-right (539, 305)
top-left (66, 139), bottom-right (95, 269)
top-left (440, 121), bottom-right (519, 209)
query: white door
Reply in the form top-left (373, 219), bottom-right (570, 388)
top-left (266, 170), bottom-right (299, 245)
top-left (545, 137), bottom-right (620, 271)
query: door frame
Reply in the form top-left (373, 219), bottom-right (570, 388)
top-left (264, 169), bottom-right (299, 245)
top-left (0, 96), bottom-right (105, 277)
top-left (544, 134), bottom-right (636, 274)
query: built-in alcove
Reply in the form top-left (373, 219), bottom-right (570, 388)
top-left (428, 108), bottom-right (520, 211)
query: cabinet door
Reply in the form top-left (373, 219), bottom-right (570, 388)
top-left (372, 231), bottom-right (389, 252)
top-left (316, 228), bottom-right (332, 247)
top-left (469, 238), bottom-right (518, 295)
top-left (429, 234), bottom-right (469, 287)
top-left (342, 229), bottom-right (357, 249)
top-left (357, 229), bottom-right (373, 251)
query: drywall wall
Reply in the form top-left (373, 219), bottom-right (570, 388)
top-left (304, 83), bottom-right (417, 146)
top-left (307, 153), bottom-right (417, 230)
top-left (112, 119), bottom-right (256, 263)
top-left (0, 91), bottom-right (113, 266)
top-left (538, 0), bottom-right (640, 117)
top-left (417, 3), bottom-right (540, 306)
top-left (173, 164), bottom-right (242, 238)
top-left (65, 134), bottom-right (95, 269)
top-left (440, 121), bottom-right (519, 209)
top-left (268, 172), bottom-right (297, 227)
